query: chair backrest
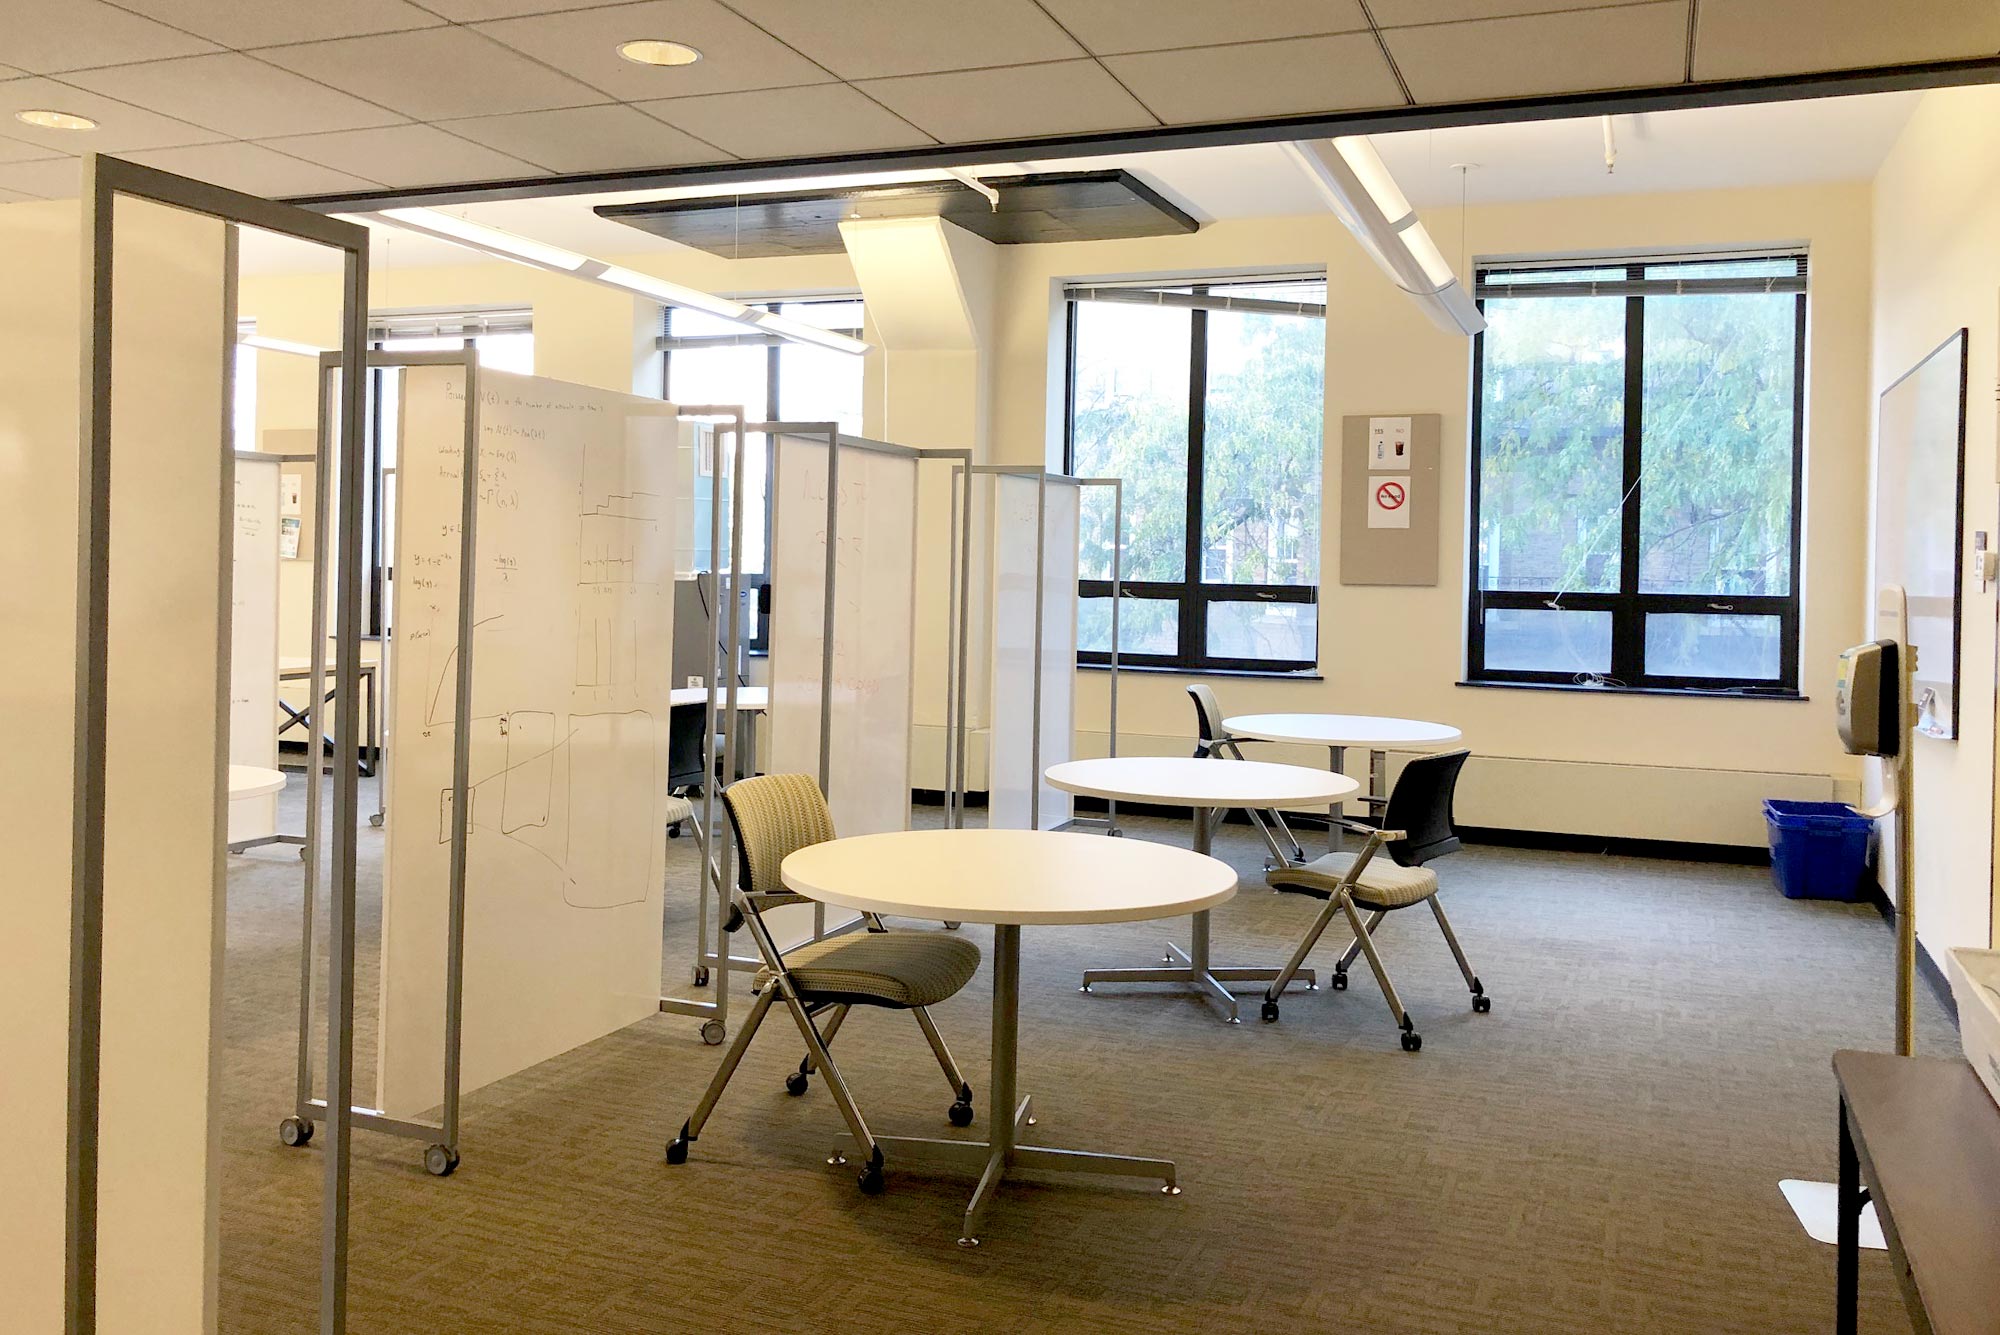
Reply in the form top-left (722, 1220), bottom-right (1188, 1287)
top-left (1186, 684), bottom-right (1226, 750)
top-left (666, 702), bottom-right (708, 790)
top-left (719, 773), bottom-right (835, 896)
top-left (1382, 749), bottom-right (1471, 867)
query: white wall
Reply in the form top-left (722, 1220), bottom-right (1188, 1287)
top-left (1870, 84), bottom-right (2000, 963)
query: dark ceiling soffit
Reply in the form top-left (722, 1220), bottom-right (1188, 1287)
top-left (283, 54), bottom-right (2000, 213)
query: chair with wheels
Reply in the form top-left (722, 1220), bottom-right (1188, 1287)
top-left (665, 773), bottom-right (982, 1194)
top-left (1259, 749), bottom-right (1487, 1051)
top-left (1186, 684), bottom-right (1306, 866)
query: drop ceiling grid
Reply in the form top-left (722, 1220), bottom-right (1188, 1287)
top-left (1, 0), bottom-right (1995, 202)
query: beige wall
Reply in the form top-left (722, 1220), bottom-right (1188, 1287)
top-left (1870, 83), bottom-right (2000, 962)
top-left (241, 178), bottom-right (1877, 844)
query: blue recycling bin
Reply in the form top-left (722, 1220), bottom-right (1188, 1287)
top-left (1763, 799), bottom-right (1872, 902)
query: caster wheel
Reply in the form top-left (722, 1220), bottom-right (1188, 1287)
top-left (423, 1144), bottom-right (460, 1177)
top-left (1107, 828), bottom-right (1125, 838)
top-left (785, 1071), bottom-right (810, 1096)
top-left (1400, 1031), bottom-right (1422, 1053)
top-left (665, 1135), bottom-right (689, 1165)
top-left (667, 824), bottom-right (682, 839)
top-left (1330, 972), bottom-right (1349, 991)
top-left (1259, 1000), bottom-right (1279, 1023)
top-left (699, 1019), bottom-right (726, 1046)
top-left (369, 814), bottom-right (383, 828)
top-left (278, 1116), bottom-right (314, 1148)
top-left (299, 847), bottom-right (310, 862)
top-left (1473, 994), bottom-right (1491, 1014)
top-left (692, 965), bottom-right (710, 988)
top-left (857, 1164), bottom-right (885, 1196)
top-left (948, 1100), bottom-right (974, 1128)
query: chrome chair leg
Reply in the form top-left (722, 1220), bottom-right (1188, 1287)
top-left (788, 1003), bottom-right (850, 1093)
top-left (1263, 894), bottom-right (1344, 1009)
top-left (1428, 897), bottom-right (1490, 1011)
top-left (1331, 909), bottom-right (1387, 988)
top-left (912, 1006), bottom-right (974, 1101)
top-left (1339, 895), bottom-right (1421, 1050)
top-left (668, 986), bottom-right (776, 1160)
top-left (778, 989), bottom-right (884, 1191)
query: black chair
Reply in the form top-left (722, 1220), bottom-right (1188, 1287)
top-left (664, 702), bottom-right (707, 837)
top-left (1261, 749), bottom-right (1488, 1051)
top-left (1185, 684), bottom-right (1305, 866)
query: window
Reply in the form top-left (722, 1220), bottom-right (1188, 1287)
top-left (368, 308), bottom-right (534, 636)
top-left (1064, 277), bottom-right (1325, 672)
top-left (662, 297), bottom-right (864, 578)
top-left (1468, 253), bottom-right (1806, 693)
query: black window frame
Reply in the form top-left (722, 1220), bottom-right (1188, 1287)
top-left (1465, 254), bottom-right (1808, 696)
top-left (1062, 281), bottom-right (1324, 675)
top-left (659, 295), bottom-right (864, 654)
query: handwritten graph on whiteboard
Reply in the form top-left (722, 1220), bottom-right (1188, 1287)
top-left (380, 366), bottom-right (679, 1115)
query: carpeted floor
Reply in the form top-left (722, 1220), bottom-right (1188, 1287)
top-left (216, 776), bottom-right (1951, 1334)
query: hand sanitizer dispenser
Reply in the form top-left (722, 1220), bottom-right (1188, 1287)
top-left (1834, 639), bottom-right (1900, 758)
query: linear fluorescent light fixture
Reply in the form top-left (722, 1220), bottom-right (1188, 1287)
top-left (360, 207), bottom-right (870, 355)
top-left (1284, 138), bottom-right (1484, 337)
top-left (237, 333), bottom-right (327, 357)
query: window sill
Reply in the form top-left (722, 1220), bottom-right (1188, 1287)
top-left (1080, 662), bottom-right (1323, 681)
top-left (1456, 678), bottom-right (1806, 702)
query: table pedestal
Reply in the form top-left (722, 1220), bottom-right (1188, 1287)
top-left (841, 924), bottom-right (1179, 1246)
top-left (1076, 808), bottom-right (1313, 1023)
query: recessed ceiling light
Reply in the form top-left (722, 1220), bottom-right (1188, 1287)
top-left (617, 39), bottom-right (702, 66)
top-left (15, 109), bottom-right (97, 131)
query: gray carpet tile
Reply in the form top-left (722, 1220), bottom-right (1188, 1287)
top-left (214, 777), bottom-right (1951, 1333)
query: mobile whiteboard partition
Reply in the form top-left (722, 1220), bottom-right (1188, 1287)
top-left (228, 451), bottom-right (284, 847)
top-left (367, 362), bottom-right (681, 1143)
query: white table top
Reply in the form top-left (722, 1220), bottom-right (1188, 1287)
top-left (228, 765), bottom-right (288, 801)
top-left (278, 655), bottom-right (376, 675)
top-left (1043, 756), bottom-right (1358, 809)
top-left (1223, 712), bottom-right (1463, 750)
top-left (782, 828), bottom-right (1237, 926)
top-left (670, 685), bottom-right (768, 712)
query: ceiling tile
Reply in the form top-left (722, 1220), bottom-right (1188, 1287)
top-left (858, 59), bottom-right (1156, 143)
top-left (1694, 0), bottom-right (2000, 80)
top-left (0, 66), bottom-right (28, 80)
top-left (0, 134), bottom-right (66, 163)
top-left (1383, 2), bottom-right (1689, 103)
top-left (438, 103), bottom-right (733, 173)
top-left (722, 0), bottom-right (1085, 79)
top-left (113, 0), bottom-right (445, 48)
top-left (0, 157), bottom-right (83, 198)
top-left (257, 28), bottom-right (608, 121)
top-left (0, 1), bottom-right (219, 75)
top-left (0, 77), bottom-right (228, 155)
top-left (258, 123), bottom-right (551, 188)
top-left (1106, 33), bottom-right (1404, 124)
top-left (639, 83), bottom-right (931, 159)
top-left (473, 0), bottom-right (834, 101)
top-left (1039, 0), bottom-right (1369, 55)
top-left (1369, 0), bottom-right (1666, 24)
top-left (122, 141), bottom-right (384, 197)
top-left (0, 186), bottom-right (33, 203)
top-left (412, 0), bottom-right (634, 17)
top-left (60, 53), bottom-right (408, 139)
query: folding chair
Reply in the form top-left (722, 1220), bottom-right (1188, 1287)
top-left (665, 773), bottom-right (981, 1194)
top-left (1260, 749), bottom-right (1489, 1051)
top-left (1186, 684), bottom-right (1305, 866)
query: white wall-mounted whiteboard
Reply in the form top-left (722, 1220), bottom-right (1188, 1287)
top-left (229, 453), bottom-right (282, 844)
top-left (380, 367), bottom-right (678, 1118)
top-left (987, 475), bottom-right (1080, 829)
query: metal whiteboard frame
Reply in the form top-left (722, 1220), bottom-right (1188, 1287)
top-left (291, 348), bottom-right (480, 1171)
top-left (67, 153), bottom-right (370, 1335)
top-left (957, 465), bottom-right (1121, 833)
top-left (664, 421), bottom-right (973, 1035)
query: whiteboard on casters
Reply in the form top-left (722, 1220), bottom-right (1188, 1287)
top-left (767, 434), bottom-right (917, 936)
top-left (229, 453), bottom-right (282, 843)
top-left (987, 475), bottom-right (1079, 829)
top-left (379, 366), bottom-right (678, 1118)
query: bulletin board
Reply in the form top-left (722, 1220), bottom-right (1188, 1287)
top-left (1873, 329), bottom-right (1968, 740)
top-left (1340, 413), bottom-right (1441, 586)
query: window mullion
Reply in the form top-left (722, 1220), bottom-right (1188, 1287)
top-left (1616, 274), bottom-right (1646, 684)
top-left (1183, 303), bottom-right (1209, 667)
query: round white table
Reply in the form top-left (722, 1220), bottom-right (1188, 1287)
top-left (228, 765), bottom-right (288, 801)
top-left (668, 685), bottom-right (768, 711)
top-left (783, 827), bottom-right (1237, 1247)
top-left (1044, 757), bottom-right (1358, 1023)
top-left (1223, 712), bottom-right (1462, 854)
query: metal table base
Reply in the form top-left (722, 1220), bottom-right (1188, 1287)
top-left (1077, 807), bottom-right (1312, 1023)
top-left (846, 924), bottom-right (1180, 1246)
